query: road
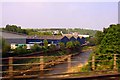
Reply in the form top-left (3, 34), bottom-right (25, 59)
top-left (45, 50), bottom-right (92, 77)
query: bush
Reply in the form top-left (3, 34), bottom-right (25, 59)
top-left (58, 42), bottom-right (65, 49)
top-left (49, 44), bottom-right (56, 51)
top-left (14, 47), bottom-right (27, 55)
top-left (31, 43), bottom-right (41, 52)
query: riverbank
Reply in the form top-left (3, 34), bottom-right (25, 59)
top-left (46, 48), bottom-right (92, 78)
top-left (64, 46), bottom-right (94, 76)
top-left (81, 46), bottom-right (95, 52)
top-left (66, 50), bottom-right (92, 73)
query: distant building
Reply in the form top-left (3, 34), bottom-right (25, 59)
top-left (70, 36), bottom-right (76, 42)
top-left (26, 36), bottom-right (63, 45)
top-left (72, 32), bottom-right (79, 36)
top-left (60, 36), bottom-right (69, 44)
top-left (77, 37), bottom-right (81, 43)
top-left (62, 34), bottom-right (72, 37)
top-left (1, 31), bottom-right (86, 49)
top-left (53, 30), bottom-right (59, 35)
top-left (1, 31), bottom-right (27, 44)
top-left (81, 37), bottom-right (86, 44)
top-left (78, 34), bottom-right (89, 38)
top-left (61, 33), bottom-right (87, 44)
top-left (77, 36), bottom-right (86, 44)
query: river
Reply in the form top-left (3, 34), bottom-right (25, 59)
top-left (45, 49), bottom-right (92, 77)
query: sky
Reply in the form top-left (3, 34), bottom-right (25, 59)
top-left (0, 0), bottom-right (119, 30)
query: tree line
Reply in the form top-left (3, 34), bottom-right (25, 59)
top-left (2, 24), bottom-right (61, 36)
top-left (90, 24), bottom-right (120, 71)
top-left (95, 24), bottom-right (120, 54)
top-left (78, 24), bottom-right (120, 73)
top-left (2, 24), bottom-right (97, 36)
top-left (2, 24), bottom-right (29, 35)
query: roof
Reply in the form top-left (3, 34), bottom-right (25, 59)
top-left (0, 31), bottom-right (27, 39)
top-left (70, 36), bottom-right (77, 41)
top-left (62, 34), bottom-right (78, 39)
top-left (27, 35), bottom-right (82, 40)
top-left (27, 35), bottom-right (64, 40)
top-left (78, 34), bottom-right (89, 38)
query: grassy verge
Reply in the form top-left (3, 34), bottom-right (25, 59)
top-left (81, 46), bottom-right (96, 52)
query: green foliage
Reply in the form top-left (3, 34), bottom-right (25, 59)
top-left (88, 37), bottom-right (96, 46)
top-left (28, 32), bottom-right (53, 36)
top-left (41, 46), bottom-right (48, 53)
top-left (58, 42), bottom-right (65, 49)
top-left (49, 44), bottom-right (56, 51)
top-left (95, 31), bottom-right (104, 45)
top-left (73, 41), bottom-right (80, 47)
top-left (43, 39), bottom-right (48, 48)
top-left (93, 24), bottom-right (120, 71)
top-left (31, 43), bottom-right (41, 52)
top-left (99, 24), bottom-right (120, 54)
top-left (66, 41), bottom-right (74, 49)
top-left (66, 41), bottom-right (81, 54)
top-left (58, 51), bottom-right (65, 55)
top-left (3, 24), bottom-right (28, 35)
top-left (80, 63), bottom-right (91, 72)
top-left (3, 24), bottom-right (97, 37)
top-left (81, 24), bottom-right (120, 72)
top-left (14, 47), bottom-right (27, 55)
top-left (60, 28), bottom-right (97, 36)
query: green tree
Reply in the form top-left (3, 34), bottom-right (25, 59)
top-left (43, 39), bottom-right (48, 48)
top-left (5, 24), bottom-right (11, 31)
top-left (73, 41), bottom-right (80, 47)
top-left (14, 47), bottom-right (27, 55)
top-left (73, 41), bottom-right (81, 52)
top-left (91, 24), bottom-right (120, 71)
top-left (88, 37), bottom-right (96, 46)
top-left (4, 24), bottom-right (28, 35)
top-left (58, 42), bottom-right (65, 49)
top-left (66, 41), bottom-right (74, 49)
top-left (16, 26), bottom-right (22, 33)
top-left (95, 31), bottom-right (104, 45)
top-left (99, 24), bottom-right (120, 54)
top-left (21, 29), bottom-right (28, 34)
top-left (31, 43), bottom-right (41, 52)
top-left (49, 44), bottom-right (56, 51)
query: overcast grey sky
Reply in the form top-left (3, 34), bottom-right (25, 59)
top-left (1, 1), bottom-right (118, 30)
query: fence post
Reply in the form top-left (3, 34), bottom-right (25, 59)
top-left (92, 54), bottom-right (95, 71)
top-left (67, 55), bottom-right (71, 71)
top-left (40, 56), bottom-right (44, 78)
top-left (113, 54), bottom-right (117, 72)
top-left (9, 57), bottom-right (13, 79)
